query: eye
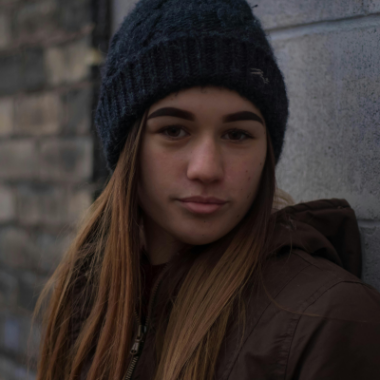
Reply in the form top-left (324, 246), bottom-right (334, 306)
top-left (160, 126), bottom-right (188, 139)
top-left (159, 126), bottom-right (253, 141)
top-left (224, 129), bottom-right (253, 141)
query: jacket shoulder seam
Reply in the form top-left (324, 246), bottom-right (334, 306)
top-left (292, 248), bottom-right (361, 283)
top-left (225, 256), bottom-right (334, 380)
top-left (283, 279), bottom-right (379, 379)
top-left (282, 278), bottom-right (346, 378)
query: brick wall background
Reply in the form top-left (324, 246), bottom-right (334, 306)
top-left (0, 0), bottom-right (379, 379)
top-left (0, 0), bottom-right (110, 378)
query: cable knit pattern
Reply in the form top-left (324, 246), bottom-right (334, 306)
top-left (95, 0), bottom-right (289, 171)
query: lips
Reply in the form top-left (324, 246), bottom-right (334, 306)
top-left (178, 196), bottom-right (227, 214)
top-left (179, 196), bottom-right (227, 205)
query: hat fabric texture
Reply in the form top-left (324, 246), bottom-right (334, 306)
top-left (95, 0), bottom-right (289, 171)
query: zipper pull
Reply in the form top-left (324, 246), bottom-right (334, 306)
top-left (130, 325), bottom-right (147, 356)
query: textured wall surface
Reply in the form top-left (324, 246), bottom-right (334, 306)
top-left (249, 0), bottom-right (380, 289)
top-left (0, 0), bottom-right (103, 378)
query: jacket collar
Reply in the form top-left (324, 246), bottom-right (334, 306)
top-left (269, 198), bottom-right (362, 278)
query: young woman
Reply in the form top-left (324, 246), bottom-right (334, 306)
top-left (34, 0), bottom-right (380, 379)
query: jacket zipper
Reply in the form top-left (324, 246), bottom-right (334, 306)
top-left (124, 263), bottom-right (168, 380)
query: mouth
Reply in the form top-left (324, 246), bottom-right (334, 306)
top-left (178, 197), bottom-right (227, 214)
top-left (179, 196), bottom-right (227, 204)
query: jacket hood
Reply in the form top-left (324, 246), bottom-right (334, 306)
top-left (270, 198), bottom-right (362, 279)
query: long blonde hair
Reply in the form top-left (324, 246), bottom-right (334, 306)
top-left (33, 108), bottom-right (294, 380)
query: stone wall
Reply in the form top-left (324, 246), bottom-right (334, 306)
top-left (249, 0), bottom-right (380, 290)
top-left (0, 0), bottom-right (110, 378)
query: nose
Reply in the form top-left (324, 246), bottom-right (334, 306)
top-left (186, 137), bottom-right (224, 184)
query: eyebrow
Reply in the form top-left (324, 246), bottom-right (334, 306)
top-left (147, 107), bottom-right (264, 126)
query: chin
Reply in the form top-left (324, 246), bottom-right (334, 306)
top-left (174, 229), bottom-right (228, 246)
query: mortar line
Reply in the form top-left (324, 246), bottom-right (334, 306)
top-left (358, 219), bottom-right (380, 228)
top-left (267, 12), bottom-right (380, 41)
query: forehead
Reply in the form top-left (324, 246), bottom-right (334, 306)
top-left (148, 86), bottom-right (263, 119)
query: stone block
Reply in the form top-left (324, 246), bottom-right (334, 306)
top-left (0, 53), bottom-right (23, 96)
top-left (0, 313), bottom-right (19, 353)
top-left (39, 138), bottom-right (93, 181)
top-left (15, 185), bottom-right (93, 226)
top-left (0, 185), bottom-right (15, 222)
top-left (15, 185), bottom-right (66, 225)
top-left (0, 271), bottom-right (17, 308)
top-left (18, 368), bottom-right (37, 380)
top-left (63, 38), bottom-right (91, 82)
top-left (15, 186), bottom-right (40, 225)
top-left (18, 272), bottom-right (48, 312)
top-left (0, 11), bottom-right (11, 49)
top-left (0, 0), bottom-right (20, 5)
top-left (0, 363), bottom-right (37, 380)
top-left (57, 0), bottom-right (92, 32)
top-left (273, 20), bottom-right (380, 220)
top-left (0, 227), bottom-right (38, 270)
top-left (67, 188), bottom-right (92, 224)
top-left (0, 49), bottom-right (45, 96)
top-left (0, 97), bottom-right (13, 136)
top-left (35, 231), bottom-right (74, 273)
top-left (61, 87), bottom-right (92, 135)
top-left (0, 356), bottom-right (18, 380)
top-left (37, 187), bottom-right (66, 225)
top-left (14, 92), bottom-right (60, 136)
top-left (22, 48), bottom-right (46, 91)
top-left (14, 0), bottom-right (58, 44)
top-left (43, 46), bottom-right (64, 86)
top-left (360, 222), bottom-right (380, 292)
top-left (364, 0), bottom-right (380, 13)
top-left (0, 227), bottom-right (73, 273)
top-left (0, 140), bottom-right (39, 180)
top-left (45, 38), bottom-right (91, 85)
top-left (250, 0), bottom-right (365, 30)
top-left (0, 312), bottom-right (39, 360)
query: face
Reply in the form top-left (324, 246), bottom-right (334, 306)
top-left (138, 86), bottom-right (267, 254)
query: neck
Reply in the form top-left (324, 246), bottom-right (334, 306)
top-left (142, 215), bottom-right (189, 265)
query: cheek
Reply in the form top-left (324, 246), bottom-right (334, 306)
top-left (228, 157), bottom-right (265, 200)
top-left (139, 142), bottom-right (179, 203)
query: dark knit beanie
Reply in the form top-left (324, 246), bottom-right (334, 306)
top-left (95, 0), bottom-right (288, 171)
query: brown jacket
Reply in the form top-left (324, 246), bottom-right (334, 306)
top-left (83, 198), bottom-right (380, 379)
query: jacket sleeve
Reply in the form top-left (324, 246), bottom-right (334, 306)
top-left (286, 281), bottom-right (380, 380)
